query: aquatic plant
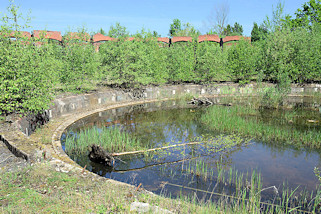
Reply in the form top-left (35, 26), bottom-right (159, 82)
top-left (64, 125), bottom-right (143, 154)
top-left (201, 105), bottom-right (321, 148)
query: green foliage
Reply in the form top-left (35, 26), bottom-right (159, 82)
top-left (288, 0), bottom-right (321, 28)
top-left (201, 105), bottom-right (321, 148)
top-left (0, 36), bottom-right (55, 115)
top-left (169, 19), bottom-right (200, 37)
top-left (0, 2), bottom-right (53, 115)
top-left (1, 0), bottom-right (321, 116)
top-left (195, 42), bottom-right (229, 82)
top-left (175, 23), bottom-right (201, 37)
top-left (167, 42), bottom-right (196, 83)
top-left (223, 22), bottom-right (243, 36)
top-left (56, 39), bottom-right (101, 92)
top-left (226, 39), bottom-right (258, 84)
top-left (315, 167), bottom-right (321, 182)
top-left (259, 25), bottom-right (321, 83)
top-left (263, 1), bottom-right (286, 33)
top-left (251, 22), bottom-right (268, 42)
top-left (107, 22), bottom-right (129, 38)
top-left (0, 0), bottom-right (31, 31)
top-left (98, 28), bottom-right (107, 36)
top-left (99, 38), bottom-right (168, 87)
top-left (169, 18), bottom-right (182, 37)
top-left (65, 125), bottom-right (143, 154)
top-left (152, 30), bottom-right (160, 37)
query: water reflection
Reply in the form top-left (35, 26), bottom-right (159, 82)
top-left (62, 101), bottom-right (321, 201)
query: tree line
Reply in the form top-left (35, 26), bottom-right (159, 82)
top-left (0, 0), bottom-right (320, 116)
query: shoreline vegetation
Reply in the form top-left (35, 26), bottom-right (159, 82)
top-left (200, 104), bottom-right (321, 149)
top-left (1, 0), bottom-right (321, 213)
top-left (1, 24), bottom-right (320, 116)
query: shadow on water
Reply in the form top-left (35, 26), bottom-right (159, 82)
top-left (61, 99), bottom-right (321, 212)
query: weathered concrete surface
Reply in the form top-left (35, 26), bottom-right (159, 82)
top-left (0, 140), bottom-right (29, 172)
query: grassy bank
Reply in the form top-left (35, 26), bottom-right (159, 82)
top-left (1, 161), bottom-right (320, 213)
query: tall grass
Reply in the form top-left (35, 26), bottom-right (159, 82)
top-left (172, 164), bottom-right (320, 213)
top-left (64, 125), bottom-right (144, 154)
top-left (201, 105), bottom-right (321, 149)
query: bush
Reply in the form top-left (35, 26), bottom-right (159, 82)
top-left (56, 41), bottom-right (101, 92)
top-left (0, 35), bottom-right (56, 114)
top-left (291, 24), bottom-right (321, 82)
top-left (226, 39), bottom-right (259, 84)
top-left (258, 26), bottom-right (321, 83)
top-left (99, 38), bottom-right (169, 87)
top-left (167, 42), bottom-right (196, 83)
top-left (195, 42), bottom-right (229, 82)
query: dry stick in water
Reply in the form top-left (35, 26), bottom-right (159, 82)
top-left (114, 156), bottom-right (199, 173)
top-left (136, 183), bottom-right (142, 191)
top-left (82, 165), bottom-right (87, 174)
top-left (112, 141), bottom-right (204, 156)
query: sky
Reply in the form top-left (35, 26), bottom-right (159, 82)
top-left (0, 0), bottom-right (309, 37)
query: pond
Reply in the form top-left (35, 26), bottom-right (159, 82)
top-left (61, 99), bottom-right (321, 209)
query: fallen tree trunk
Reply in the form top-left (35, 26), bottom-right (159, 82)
top-left (112, 141), bottom-right (203, 157)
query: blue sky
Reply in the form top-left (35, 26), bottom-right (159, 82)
top-left (0, 0), bottom-right (308, 37)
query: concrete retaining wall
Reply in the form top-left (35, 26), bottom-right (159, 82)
top-left (15, 83), bottom-right (321, 136)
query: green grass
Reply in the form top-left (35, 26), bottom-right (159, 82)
top-left (2, 162), bottom-right (320, 213)
top-left (65, 125), bottom-right (145, 154)
top-left (201, 105), bottom-right (321, 149)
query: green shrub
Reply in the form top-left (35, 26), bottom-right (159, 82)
top-left (57, 41), bottom-right (101, 92)
top-left (99, 39), bottom-right (169, 87)
top-left (0, 34), bottom-right (56, 115)
top-left (195, 42), bottom-right (229, 82)
top-left (291, 24), bottom-right (321, 82)
top-left (226, 39), bottom-right (259, 84)
top-left (167, 42), bottom-right (196, 83)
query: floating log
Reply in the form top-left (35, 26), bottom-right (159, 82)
top-left (188, 97), bottom-right (232, 107)
top-left (88, 144), bottom-right (114, 166)
top-left (188, 97), bottom-right (213, 106)
top-left (112, 141), bottom-right (203, 157)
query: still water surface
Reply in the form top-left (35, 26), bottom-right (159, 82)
top-left (62, 101), bottom-right (321, 200)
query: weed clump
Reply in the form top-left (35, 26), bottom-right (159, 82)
top-left (65, 125), bottom-right (143, 155)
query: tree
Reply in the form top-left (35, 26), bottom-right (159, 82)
top-left (152, 31), bottom-right (160, 37)
top-left (223, 22), bottom-right (243, 36)
top-left (251, 22), bottom-right (268, 42)
top-left (223, 24), bottom-right (232, 36)
top-left (108, 22), bottom-right (129, 38)
top-left (169, 19), bottom-right (182, 37)
top-left (1, 0), bottom-right (31, 31)
top-left (288, 0), bottom-right (321, 28)
top-left (262, 1), bottom-right (286, 33)
top-left (206, 2), bottom-right (230, 36)
top-left (98, 28), bottom-right (107, 36)
top-left (0, 1), bottom-right (55, 115)
top-left (176, 22), bottom-right (200, 37)
top-left (232, 22), bottom-right (243, 35)
top-left (251, 22), bottom-right (260, 42)
top-left (169, 19), bottom-right (200, 37)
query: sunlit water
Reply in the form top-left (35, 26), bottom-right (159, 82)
top-left (61, 100), bottom-right (321, 202)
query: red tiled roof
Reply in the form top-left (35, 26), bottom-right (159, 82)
top-left (198, 34), bottom-right (220, 43)
top-left (171, 36), bottom-right (192, 43)
top-left (92, 33), bottom-right (116, 42)
top-left (33, 30), bottom-right (62, 41)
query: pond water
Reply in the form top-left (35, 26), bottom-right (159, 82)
top-left (61, 100), bottom-right (321, 203)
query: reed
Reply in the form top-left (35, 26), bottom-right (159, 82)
top-left (201, 105), bottom-right (321, 148)
top-left (64, 125), bottom-right (144, 154)
top-left (184, 159), bottom-right (213, 181)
